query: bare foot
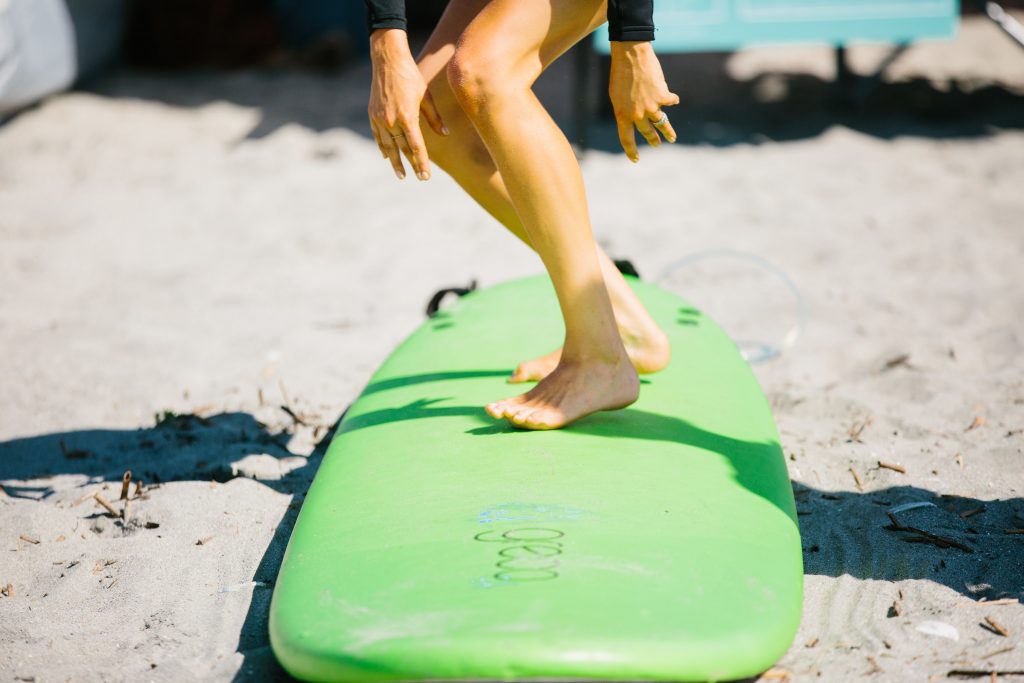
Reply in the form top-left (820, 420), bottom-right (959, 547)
top-left (486, 357), bottom-right (640, 430)
top-left (509, 325), bottom-right (670, 383)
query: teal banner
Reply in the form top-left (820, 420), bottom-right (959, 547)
top-left (594, 0), bottom-right (959, 52)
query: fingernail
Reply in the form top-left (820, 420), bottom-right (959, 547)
top-left (441, 126), bottom-right (450, 136)
top-left (630, 156), bottom-right (639, 163)
top-left (669, 136), bottom-right (677, 143)
top-left (396, 169), bottom-right (405, 179)
top-left (417, 171), bottom-right (429, 181)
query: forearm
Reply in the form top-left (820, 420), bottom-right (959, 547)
top-left (607, 0), bottom-right (655, 42)
top-left (610, 40), bottom-right (655, 64)
top-left (370, 27), bottom-right (412, 68)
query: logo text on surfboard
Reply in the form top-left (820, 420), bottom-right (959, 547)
top-left (473, 527), bottom-right (564, 582)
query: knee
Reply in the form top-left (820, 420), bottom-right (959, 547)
top-left (446, 44), bottom-right (507, 114)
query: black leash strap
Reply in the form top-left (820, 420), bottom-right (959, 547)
top-left (426, 280), bottom-right (478, 317)
top-left (613, 259), bottom-right (641, 278)
top-left (424, 261), bottom-right (637, 319)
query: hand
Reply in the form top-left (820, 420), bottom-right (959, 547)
top-left (368, 29), bottom-right (448, 180)
top-left (608, 41), bottom-right (679, 163)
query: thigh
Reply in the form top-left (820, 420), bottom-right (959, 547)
top-left (416, 0), bottom-right (488, 85)
top-left (419, 0), bottom-right (606, 86)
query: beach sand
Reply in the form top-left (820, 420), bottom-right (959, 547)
top-left (1, 14), bottom-right (1023, 682)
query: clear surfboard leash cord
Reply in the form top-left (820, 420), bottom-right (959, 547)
top-left (654, 248), bottom-right (807, 365)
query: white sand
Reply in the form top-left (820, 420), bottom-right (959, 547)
top-left (1, 14), bottom-right (1023, 682)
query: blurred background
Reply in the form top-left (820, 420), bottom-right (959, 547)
top-left (3, 0), bottom-right (1023, 144)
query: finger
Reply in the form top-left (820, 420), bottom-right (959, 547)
top-left (391, 128), bottom-right (421, 179)
top-left (664, 91), bottom-right (681, 107)
top-left (399, 119), bottom-right (432, 181)
top-left (616, 116), bottom-right (638, 163)
top-left (369, 120), bottom-right (387, 159)
top-left (381, 131), bottom-right (406, 179)
top-left (649, 110), bottom-right (677, 143)
top-left (420, 91), bottom-right (448, 137)
top-left (635, 117), bottom-right (662, 147)
top-left (657, 118), bottom-right (677, 143)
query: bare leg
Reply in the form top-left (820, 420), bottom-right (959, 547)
top-left (416, 0), bottom-right (669, 388)
top-left (432, 0), bottom-right (643, 429)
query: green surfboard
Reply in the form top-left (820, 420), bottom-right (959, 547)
top-left (269, 275), bottom-right (803, 682)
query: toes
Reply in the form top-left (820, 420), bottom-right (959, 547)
top-left (507, 405), bottom-right (537, 427)
top-left (500, 398), bottom-right (569, 430)
top-left (508, 361), bottom-right (544, 384)
top-left (521, 408), bottom-right (565, 431)
top-left (507, 365), bottom-right (529, 384)
top-left (505, 400), bottom-right (533, 421)
top-left (486, 399), bottom-right (511, 419)
top-left (486, 393), bottom-right (528, 420)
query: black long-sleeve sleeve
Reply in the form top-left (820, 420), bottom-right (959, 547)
top-left (607, 0), bottom-right (654, 41)
top-left (363, 1), bottom-right (654, 41)
top-left (364, 0), bottom-right (407, 32)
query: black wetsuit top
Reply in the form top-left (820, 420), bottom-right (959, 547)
top-left (363, 0), bottom-right (655, 42)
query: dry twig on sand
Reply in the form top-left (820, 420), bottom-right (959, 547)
top-left (93, 492), bottom-right (120, 518)
top-left (280, 404), bottom-right (308, 426)
top-left (983, 616), bottom-right (1010, 637)
top-left (59, 439), bottom-right (92, 459)
top-left (947, 670), bottom-right (1024, 679)
top-left (71, 490), bottom-right (96, 507)
top-left (958, 599), bottom-right (1020, 608)
top-left (878, 461), bottom-right (907, 474)
top-left (119, 472), bottom-right (133, 522)
top-left (18, 535), bottom-right (40, 545)
top-left (849, 466), bottom-right (864, 491)
top-left (883, 353), bottom-right (911, 370)
top-left (889, 590), bottom-right (904, 617)
top-left (965, 416), bottom-right (986, 432)
top-left (847, 416), bottom-right (873, 442)
top-left (758, 669), bottom-right (793, 681)
top-left (885, 512), bottom-right (974, 553)
top-left (119, 471), bottom-right (132, 501)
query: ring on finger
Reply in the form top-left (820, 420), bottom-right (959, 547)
top-left (649, 112), bottom-right (669, 126)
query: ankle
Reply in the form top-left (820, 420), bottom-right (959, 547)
top-left (560, 343), bottom-right (631, 368)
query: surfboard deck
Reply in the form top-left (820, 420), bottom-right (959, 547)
top-left (270, 275), bottom-right (803, 682)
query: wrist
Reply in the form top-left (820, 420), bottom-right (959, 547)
top-left (370, 28), bottom-right (410, 63)
top-left (610, 41), bottom-right (653, 61)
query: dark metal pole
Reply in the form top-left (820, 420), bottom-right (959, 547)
top-left (977, 1), bottom-right (1024, 49)
top-left (572, 41), bottom-right (593, 150)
